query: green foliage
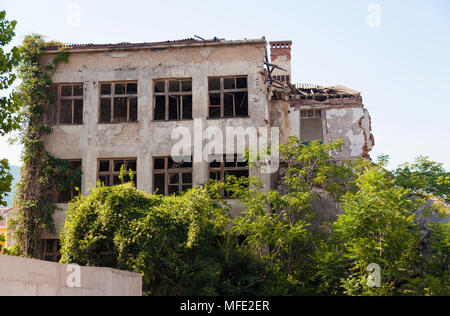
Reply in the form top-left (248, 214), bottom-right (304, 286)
top-left (60, 182), bottom-right (267, 296)
top-left (59, 139), bottom-right (449, 296)
top-left (420, 222), bottom-right (450, 296)
top-left (0, 10), bottom-right (20, 136)
top-left (0, 11), bottom-right (20, 207)
top-left (224, 139), bottom-right (357, 295)
top-left (0, 232), bottom-right (5, 252)
top-left (0, 159), bottom-right (13, 207)
top-left (394, 156), bottom-right (450, 203)
top-left (8, 34), bottom-right (73, 257)
top-left (334, 166), bottom-right (423, 295)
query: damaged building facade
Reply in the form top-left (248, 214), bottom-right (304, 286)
top-left (8, 38), bottom-right (374, 259)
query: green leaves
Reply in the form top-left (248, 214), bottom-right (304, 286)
top-left (394, 156), bottom-right (450, 202)
top-left (7, 33), bottom-right (71, 257)
top-left (0, 11), bottom-right (20, 207)
top-left (0, 159), bottom-right (13, 207)
top-left (59, 139), bottom-right (448, 296)
top-left (333, 166), bottom-right (430, 295)
top-left (0, 11), bottom-right (20, 136)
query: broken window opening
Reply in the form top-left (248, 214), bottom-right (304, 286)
top-left (56, 160), bottom-right (82, 203)
top-left (209, 154), bottom-right (249, 198)
top-left (300, 110), bottom-right (324, 143)
top-left (40, 239), bottom-right (61, 262)
top-left (52, 84), bottom-right (84, 125)
top-left (153, 79), bottom-right (193, 121)
top-left (208, 76), bottom-right (248, 118)
top-left (100, 82), bottom-right (138, 123)
top-left (98, 158), bottom-right (137, 187)
top-left (153, 156), bottom-right (193, 196)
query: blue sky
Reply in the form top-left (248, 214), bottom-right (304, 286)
top-left (1, 0), bottom-right (449, 169)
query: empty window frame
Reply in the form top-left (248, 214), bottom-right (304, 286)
top-left (41, 239), bottom-right (61, 262)
top-left (209, 154), bottom-right (249, 198)
top-left (154, 80), bottom-right (193, 121)
top-left (53, 84), bottom-right (84, 125)
top-left (100, 83), bottom-right (138, 123)
top-left (153, 157), bottom-right (193, 195)
top-left (98, 159), bottom-right (137, 187)
top-left (57, 160), bottom-right (82, 203)
top-left (208, 76), bottom-right (248, 118)
top-left (300, 110), bottom-right (324, 143)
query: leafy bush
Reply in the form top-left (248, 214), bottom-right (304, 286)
top-left (60, 182), bottom-right (266, 295)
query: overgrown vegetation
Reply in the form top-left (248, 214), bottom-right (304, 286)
top-left (0, 10), bottom-right (20, 207)
top-left (60, 140), bottom-right (449, 296)
top-left (394, 156), bottom-right (450, 203)
top-left (60, 182), bottom-right (269, 295)
top-left (7, 34), bottom-right (81, 258)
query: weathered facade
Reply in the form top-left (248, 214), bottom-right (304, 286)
top-left (23, 38), bottom-right (374, 253)
top-left (267, 41), bottom-right (374, 160)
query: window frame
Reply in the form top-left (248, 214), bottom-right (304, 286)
top-left (209, 154), bottom-right (249, 198)
top-left (209, 154), bottom-right (249, 181)
top-left (300, 109), bottom-right (324, 143)
top-left (300, 109), bottom-right (322, 119)
top-left (153, 156), bottom-right (193, 195)
top-left (97, 158), bottom-right (137, 187)
top-left (53, 83), bottom-right (84, 125)
top-left (208, 76), bottom-right (249, 119)
top-left (41, 239), bottom-right (61, 262)
top-left (153, 79), bottom-right (193, 121)
top-left (99, 81), bottom-right (139, 124)
top-left (56, 159), bottom-right (82, 203)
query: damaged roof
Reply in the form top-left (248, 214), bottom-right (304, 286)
top-left (294, 84), bottom-right (360, 97)
top-left (289, 83), bottom-right (362, 104)
top-left (268, 80), bottom-right (362, 106)
top-left (44, 38), bottom-right (267, 52)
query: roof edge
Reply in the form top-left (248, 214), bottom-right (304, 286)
top-left (44, 38), bottom-right (267, 54)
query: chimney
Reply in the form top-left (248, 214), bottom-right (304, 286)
top-left (269, 41), bottom-right (292, 84)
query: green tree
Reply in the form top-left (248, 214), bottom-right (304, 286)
top-left (224, 139), bottom-right (355, 295)
top-left (0, 10), bottom-right (20, 206)
top-left (394, 156), bottom-right (450, 203)
top-left (333, 166), bottom-right (423, 295)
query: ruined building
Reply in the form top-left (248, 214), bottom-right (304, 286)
top-left (8, 38), bottom-right (374, 260)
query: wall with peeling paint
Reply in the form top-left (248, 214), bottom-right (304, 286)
top-left (325, 107), bottom-right (374, 159)
top-left (42, 41), bottom-right (271, 234)
top-left (270, 100), bottom-right (374, 160)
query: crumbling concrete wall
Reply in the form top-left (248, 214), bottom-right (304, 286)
top-left (325, 107), bottom-right (374, 159)
top-left (0, 254), bottom-right (142, 296)
top-left (270, 100), bottom-right (374, 160)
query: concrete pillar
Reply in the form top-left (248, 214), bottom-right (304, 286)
top-left (82, 81), bottom-right (99, 195)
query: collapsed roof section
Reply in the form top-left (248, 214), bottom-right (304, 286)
top-left (266, 75), bottom-right (363, 108)
top-left (265, 41), bottom-right (374, 159)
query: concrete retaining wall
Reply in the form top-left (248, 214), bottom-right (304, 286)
top-left (0, 254), bottom-right (142, 296)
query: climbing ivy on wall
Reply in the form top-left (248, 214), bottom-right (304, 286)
top-left (8, 34), bottom-right (76, 257)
